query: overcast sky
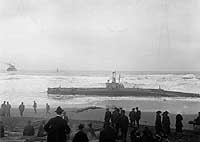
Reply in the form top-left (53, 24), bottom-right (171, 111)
top-left (0, 0), bottom-right (200, 71)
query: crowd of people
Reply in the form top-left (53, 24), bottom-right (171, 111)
top-left (0, 101), bottom-right (51, 117)
top-left (0, 103), bottom-right (200, 142)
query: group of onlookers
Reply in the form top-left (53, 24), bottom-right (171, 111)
top-left (1, 104), bottom-right (200, 142)
top-left (1, 101), bottom-right (51, 117)
top-left (0, 101), bottom-right (11, 118)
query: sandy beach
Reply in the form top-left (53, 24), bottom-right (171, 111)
top-left (3, 107), bottom-right (197, 130)
top-left (0, 107), bottom-right (200, 142)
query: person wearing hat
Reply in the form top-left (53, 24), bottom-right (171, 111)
top-left (155, 111), bottom-right (162, 135)
top-left (72, 124), bottom-right (89, 142)
top-left (104, 108), bottom-right (112, 123)
top-left (162, 111), bottom-right (170, 136)
top-left (44, 106), bottom-right (70, 142)
top-left (129, 108), bottom-right (136, 127)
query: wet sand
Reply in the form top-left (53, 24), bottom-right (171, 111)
top-left (0, 107), bottom-right (200, 142)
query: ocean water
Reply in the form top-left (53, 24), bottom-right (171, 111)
top-left (0, 70), bottom-right (200, 114)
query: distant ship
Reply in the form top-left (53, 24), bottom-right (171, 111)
top-left (6, 63), bottom-right (17, 71)
top-left (47, 72), bottom-right (200, 97)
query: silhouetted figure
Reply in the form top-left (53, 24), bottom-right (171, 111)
top-left (87, 123), bottom-right (96, 140)
top-left (119, 110), bottom-right (129, 142)
top-left (162, 111), bottom-right (170, 136)
top-left (142, 127), bottom-right (154, 142)
top-left (6, 101), bottom-right (11, 118)
top-left (37, 120), bottom-right (46, 137)
top-left (44, 106), bottom-right (70, 142)
top-left (135, 107), bottom-right (141, 128)
top-left (33, 101), bottom-right (37, 113)
top-left (194, 112), bottom-right (200, 124)
top-left (23, 120), bottom-right (35, 136)
top-left (155, 111), bottom-right (162, 135)
top-left (129, 108), bottom-right (136, 127)
top-left (0, 121), bottom-right (4, 138)
top-left (176, 114), bottom-right (183, 133)
top-left (72, 124), bottom-right (89, 142)
top-left (99, 122), bottom-right (117, 142)
top-left (46, 103), bottom-right (50, 115)
top-left (135, 131), bottom-right (142, 142)
top-left (104, 108), bottom-right (112, 123)
top-left (130, 127), bottom-right (138, 142)
top-left (111, 108), bottom-right (120, 135)
top-left (1, 101), bottom-right (6, 117)
top-left (19, 102), bottom-right (25, 117)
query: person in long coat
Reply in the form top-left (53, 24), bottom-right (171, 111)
top-left (155, 111), bottom-right (162, 135)
top-left (176, 114), bottom-right (183, 133)
top-left (162, 111), bottom-right (170, 135)
top-left (104, 108), bottom-right (112, 123)
top-left (99, 122), bottom-right (117, 142)
top-left (119, 110), bottom-right (129, 142)
top-left (44, 106), bottom-right (71, 142)
top-left (129, 108), bottom-right (136, 127)
top-left (72, 124), bottom-right (89, 142)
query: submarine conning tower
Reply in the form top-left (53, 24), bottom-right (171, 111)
top-left (106, 71), bottom-right (124, 89)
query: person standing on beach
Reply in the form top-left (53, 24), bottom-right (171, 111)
top-left (162, 111), bottom-right (170, 136)
top-left (46, 103), bottom-right (50, 115)
top-left (1, 101), bottom-right (6, 117)
top-left (155, 111), bottom-right (162, 135)
top-left (104, 108), bottom-right (112, 123)
top-left (129, 108), bottom-right (136, 127)
top-left (19, 102), bottom-right (25, 117)
top-left (33, 101), bottom-right (37, 113)
top-left (111, 108), bottom-right (120, 136)
top-left (119, 110), bottom-right (129, 142)
top-left (135, 107), bottom-right (141, 128)
top-left (44, 106), bottom-right (70, 142)
top-left (6, 101), bottom-right (11, 118)
top-left (176, 114), bottom-right (183, 133)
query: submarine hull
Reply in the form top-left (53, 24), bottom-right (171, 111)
top-left (47, 87), bottom-right (200, 97)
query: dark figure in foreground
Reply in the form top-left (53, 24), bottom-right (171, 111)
top-left (111, 108), bottom-right (120, 135)
top-left (142, 127), bottom-right (154, 142)
top-left (135, 107), bottom-right (141, 128)
top-left (19, 102), bottom-right (25, 117)
top-left (155, 111), bottom-right (162, 135)
top-left (194, 112), bottom-right (200, 124)
top-left (104, 108), bottom-right (112, 123)
top-left (87, 123), bottom-right (97, 140)
top-left (0, 121), bottom-right (4, 138)
top-left (129, 108), bottom-right (136, 127)
top-left (162, 111), bottom-right (170, 136)
top-left (176, 114), bottom-right (183, 133)
top-left (72, 124), bottom-right (89, 142)
top-left (23, 120), bottom-right (35, 136)
top-left (99, 122), bottom-right (117, 142)
top-left (37, 120), bottom-right (46, 137)
top-left (44, 106), bottom-right (70, 142)
top-left (119, 110), bottom-right (129, 142)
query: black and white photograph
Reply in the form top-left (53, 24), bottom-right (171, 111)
top-left (0, 0), bottom-right (200, 142)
